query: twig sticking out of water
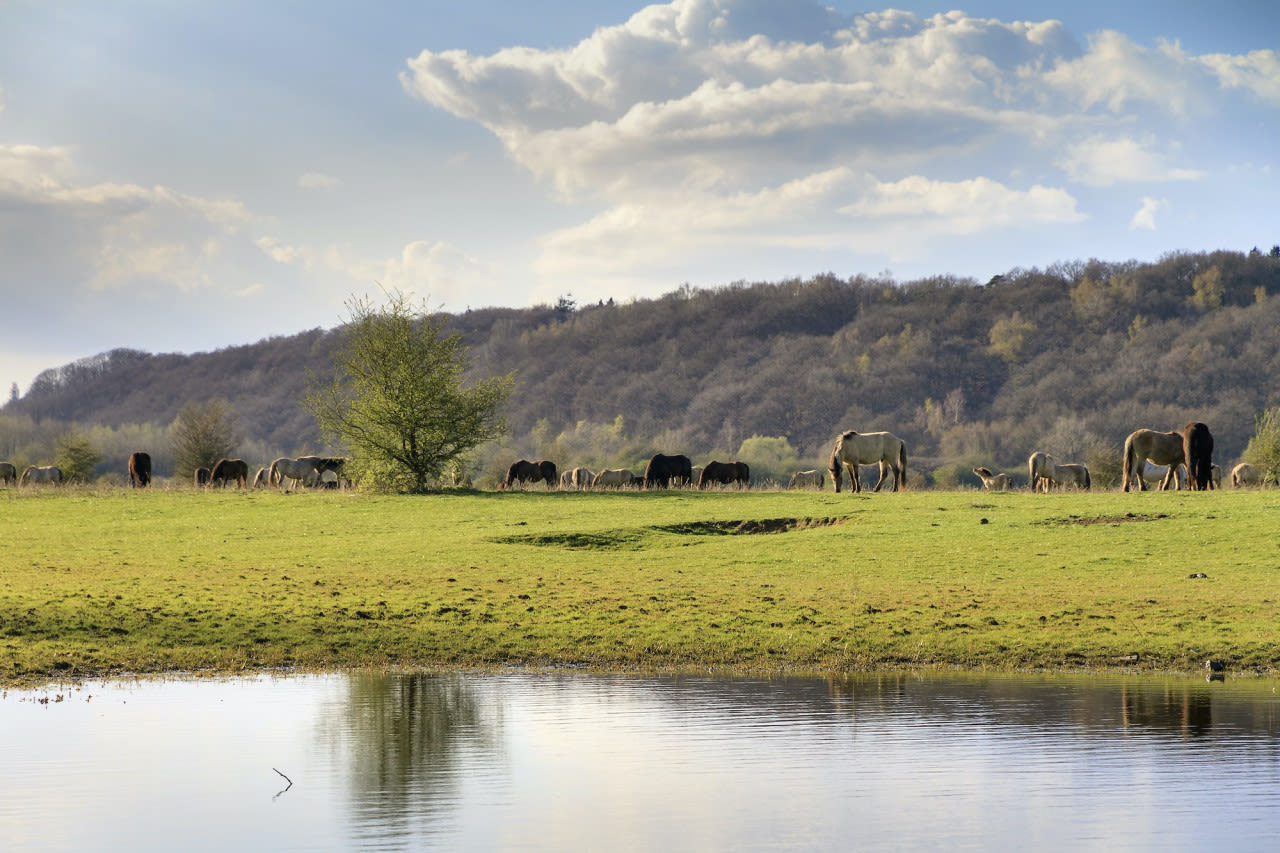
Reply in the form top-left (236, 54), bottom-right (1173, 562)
top-left (273, 767), bottom-right (294, 800)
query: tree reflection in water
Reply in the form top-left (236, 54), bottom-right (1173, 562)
top-left (322, 672), bottom-right (500, 845)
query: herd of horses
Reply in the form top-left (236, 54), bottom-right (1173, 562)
top-left (1, 452), bottom-right (347, 490)
top-left (501, 431), bottom-right (907, 493)
top-left (1, 422), bottom-right (1263, 493)
top-left (974, 422), bottom-right (1234, 492)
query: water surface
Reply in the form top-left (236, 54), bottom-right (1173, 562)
top-left (3, 671), bottom-right (1279, 851)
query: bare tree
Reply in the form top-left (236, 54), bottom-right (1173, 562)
top-left (169, 399), bottom-right (241, 479)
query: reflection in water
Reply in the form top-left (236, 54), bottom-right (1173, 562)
top-left (323, 673), bottom-right (500, 847)
top-left (4, 672), bottom-right (1280, 851)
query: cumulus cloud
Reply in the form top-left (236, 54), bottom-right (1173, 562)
top-left (1130, 197), bottom-right (1165, 230)
top-left (400, 0), bottom-right (1271, 283)
top-left (1058, 135), bottom-right (1203, 186)
top-left (256, 234), bottom-right (499, 310)
top-left (0, 143), bottom-right (256, 295)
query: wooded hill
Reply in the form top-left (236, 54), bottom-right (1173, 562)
top-left (5, 247), bottom-right (1280, 487)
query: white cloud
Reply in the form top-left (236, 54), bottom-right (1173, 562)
top-left (0, 143), bottom-right (257, 297)
top-left (398, 0), bottom-right (1271, 287)
top-left (1130, 197), bottom-right (1165, 230)
top-left (1199, 48), bottom-right (1280, 103)
top-left (535, 168), bottom-right (1083, 283)
top-left (1058, 135), bottom-right (1203, 186)
top-left (298, 171), bottom-right (341, 190)
top-left (402, 4), bottom-right (1091, 197)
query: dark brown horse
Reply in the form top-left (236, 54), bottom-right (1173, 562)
top-left (1183, 422), bottom-right (1215, 490)
top-left (194, 466), bottom-right (211, 487)
top-left (698, 460), bottom-right (750, 488)
top-left (210, 458), bottom-right (250, 488)
top-left (505, 459), bottom-right (557, 488)
top-left (644, 453), bottom-right (693, 487)
top-left (0, 461), bottom-right (16, 486)
top-left (127, 451), bottom-right (152, 487)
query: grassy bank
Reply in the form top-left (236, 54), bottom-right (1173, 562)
top-left (3, 486), bottom-right (1278, 685)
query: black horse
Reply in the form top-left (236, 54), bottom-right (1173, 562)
top-left (505, 459), bottom-right (557, 488)
top-left (1183, 422), bottom-right (1215, 491)
top-left (644, 453), bottom-right (693, 487)
top-left (697, 460), bottom-right (750, 488)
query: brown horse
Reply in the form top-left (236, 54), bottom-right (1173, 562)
top-left (698, 460), bottom-right (750, 489)
top-left (194, 466), bottom-right (211, 487)
top-left (127, 451), bottom-right (152, 487)
top-left (210, 458), bottom-right (250, 488)
top-left (505, 459), bottom-right (557, 488)
top-left (1122, 429), bottom-right (1185, 491)
top-left (1183, 422), bottom-right (1215, 490)
top-left (0, 461), bottom-right (16, 486)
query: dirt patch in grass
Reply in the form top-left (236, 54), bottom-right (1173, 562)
top-left (653, 517), bottom-right (845, 536)
top-left (495, 531), bottom-right (643, 550)
top-left (1036, 512), bottom-right (1170, 526)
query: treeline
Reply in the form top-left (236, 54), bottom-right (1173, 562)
top-left (5, 247), bottom-right (1280, 487)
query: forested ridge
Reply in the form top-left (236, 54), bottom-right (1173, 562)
top-left (5, 247), bottom-right (1280, 486)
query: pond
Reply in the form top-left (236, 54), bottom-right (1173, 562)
top-left (3, 671), bottom-right (1279, 851)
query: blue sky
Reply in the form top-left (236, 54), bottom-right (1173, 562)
top-left (2, 0), bottom-right (1278, 395)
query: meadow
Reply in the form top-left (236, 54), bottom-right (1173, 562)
top-left (3, 484), bottom-right (1278, 685)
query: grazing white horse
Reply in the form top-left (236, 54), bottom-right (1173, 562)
top-left (1232, 462), bottom-right (1261, 488)
top-left (269, 456), bottom-right (321, 488)
top-left (972, 466), bottom-right (1009, 491)
top-left (1037, 456), bottom-right (1090, 491)
top-left (591, 468), bottom-right (635, 488)
top-left (20, 465), bottom-right (63, 486)
top-left (829, 430), bottom-right (907, 492)
top-left (788, 469), bottom-right (825, 489)
top-left (561, 467), bottom-right (595, 490)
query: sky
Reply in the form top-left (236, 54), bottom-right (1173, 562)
top-left (2, 1), bottom-right (1278, 396)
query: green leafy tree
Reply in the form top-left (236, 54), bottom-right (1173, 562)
top-left (305, 290), bottom-right (514, 492)
top-left (169, 399), bottom-right (241, 479)
top-left (1243, 408), bottom-right (1280, 484)
top-left (54, 429), bottom-right (103, 483)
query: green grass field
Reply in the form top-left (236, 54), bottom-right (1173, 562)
top-left (3, 485), bottom-right (1279, 685)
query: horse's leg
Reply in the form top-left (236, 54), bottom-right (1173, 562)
top-left (848, 463), bottom-right (861, 493)
top-left (872, 461), bottom-right (887, 492)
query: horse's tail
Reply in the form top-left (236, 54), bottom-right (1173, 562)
top-left (1084, 467), bottom-right (1091, 490)
top-left (897, 441), bottom-right (907, 491)
top-left (828, 440), bottom-right (842, 493)
top-left (1121, 434), bottom-right (1136, 491)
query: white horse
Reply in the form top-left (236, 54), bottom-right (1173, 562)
top-left (1027, 452), bottom-right (1052, 492)
top-left (561, 467), bottom-right (595, 490)
top-left (1232, 462), bottom-right (1261, 488)
top-left (788, 469), bottom-right (825, 489)
top-left (972, 466), bottom-right (1009, 491)
top-left (829, 430), bottom-right (907, 492)
top-left (269, 456), bottom-right (321, 488)
top-left (20, 465), bottom-right (63, 486)
top-left (1038, 456), bottom-right (1090, 491)
top-left (591, 468), bottom-right (635, 488)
